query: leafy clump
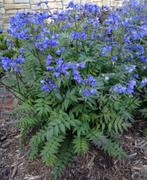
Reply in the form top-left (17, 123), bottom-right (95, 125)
top-left (0, 0), bottom-right (147, 179)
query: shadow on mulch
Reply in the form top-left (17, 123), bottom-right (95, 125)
top-left (0, 117), bottom-right (147, 180)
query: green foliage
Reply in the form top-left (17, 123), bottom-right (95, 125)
top-left (29, 128), bottom-right (46, 159)
top-left (0, 33), bottom-right (19, 57)
top-left (41, 135), bottom-right (65, 165)
top-left (143, 128), bottom-right (147, 140)
top-left (52, 138), bottom-right (75, 179)
top-left (0, 33), bottom-right (7, 50)
top-left (0, 33), bottom-right (20, 79)
top-left (97, 95), bottom-right (140, 135)
top-left (87, 128), bottom-right (126, 159)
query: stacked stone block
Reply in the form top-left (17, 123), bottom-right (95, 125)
top-left (0, 86), bottom-right (16, 118)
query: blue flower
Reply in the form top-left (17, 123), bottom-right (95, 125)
top-left (79, 62), bottom-right (85, 69)
top-left (85, 75), bottom-right (97, 87)
top-left (84, 4), bottom-right (100, 14)
top-left (44, 0), bottom-right (49, 5)
top-left (140, 78), bottom-right (147, 87)
top-left (134, 74), bottom-right (139, 79)
top-left (56, 58), bottom-right (63, 66)
top-left (83, 89), bottom-right (91, 97)
top-left (61, 22), bottom-right (72, 30)
top-left (101, 45), bottom-right (112, 56)
top-left (124, 65), bottom-right (136, 73)
top-left (112, 84), bottom-right (127, 94)
top-left (49, 39), bottom-right (59, 47)
top-left (90, 89), bottom-right (97, 94)
top-left (67, 1), bottom-right (75, 9)
top-left (48, 80), bottom-right (57, 89)
top-left (35, 38), bottom-right (59, 51)
top-left (0, 57), bottom-right (12, 71)
top-left (112, 56), bottom-right (118, 61)
top-left (82, 88), bottom-right (97, 97)
top-left (19, 48), bottom-right (26, 54)
top-left (36, 2), bottom-right (41, 6)
top-left (126, 80), bottom-right (136, 94)
top-left (139, 25), bottom-right (147, 37)
top-left (140, 56), bottom-right (147, 63)
top-left (46, 55), bottom-right (53, 65)
top-left (56, 49), bottom-right (62, 55)
top-left (40, 79), bottom-right (57, 93)
top-left (46, 66), bottom-right (54, 71)
top-left (71, 31), bottom-right (87, 40)
top-left (73, 70), bottom-right (83, 83)
top-left (41, 85), bottom-right (51, 92)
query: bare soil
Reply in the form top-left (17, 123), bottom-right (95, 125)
top-left (0, 116), bottom-right (147, 180)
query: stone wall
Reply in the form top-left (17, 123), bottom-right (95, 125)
top-left (0, 86), bottom-right (16, 118)
top-left (0, 0), bottom-right (123, 29)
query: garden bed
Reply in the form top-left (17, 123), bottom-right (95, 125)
top-left (0, 116), bottom-right (147, 180)
top-left (0, 1), bottom-right (147, 179)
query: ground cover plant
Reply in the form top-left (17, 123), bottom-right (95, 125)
top-left (0, 0), bottom-right (147, 179)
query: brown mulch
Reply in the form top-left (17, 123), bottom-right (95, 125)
top-left (0, 116), bottom-right (147, 180)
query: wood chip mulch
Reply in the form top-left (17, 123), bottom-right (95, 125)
top-left (0, 117), bottom-right (147, 180)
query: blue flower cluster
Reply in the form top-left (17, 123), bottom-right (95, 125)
top-left (1, 0), bottom-right (146, 99)
top-left (71, 32), bottom-right (88, 40)
top-left (35, 37), bottom-right (59, 51)
top-left (0, 55), bottom-right (25, 72)
top-left (7, 11), bottom-right (49, 40)
top-left (42, 53), bottom-right (98, 96)
top-left (112, 79), bottom-right (137, 94)
top-left (40, 79), bottom-right (57, 93)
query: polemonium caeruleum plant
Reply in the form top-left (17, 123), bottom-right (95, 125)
top-left (0, 0), bottom-right (146, 178)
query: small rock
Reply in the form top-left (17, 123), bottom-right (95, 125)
top-left (1, 141), bottom-right (10, 148)
top-left (0, 135), bottom-right (7, 142)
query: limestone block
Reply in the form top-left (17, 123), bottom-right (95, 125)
top-left (63, 0), bottom-right (92, 5)
top-left (15, 0), bottom-right (30, 3)
top-left (3, 15), bottom-right (10, 23)
top-left (30, 0), bottom-right (39, 4)
top-left (5, 3), bottom-right (30, 10)
top-left (6, 9), bottom-right (18, 14)
top-left (48, 2), bottom-right (62, 9)
top-left (31, 4), bottom-right (40, 10)
top-left (0, 3), bottom-right (3, 8)
top-left (5, 0), bottom-right (13, 3)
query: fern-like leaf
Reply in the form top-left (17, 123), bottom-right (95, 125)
top-left (41, 135), bottom-right (65, 165)
top-left (52, 137), bottom-right (75, 180)
top-left (87, 128), bottom-right (126, 159)
top-left (73, 136), bottom-right (89, 154)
